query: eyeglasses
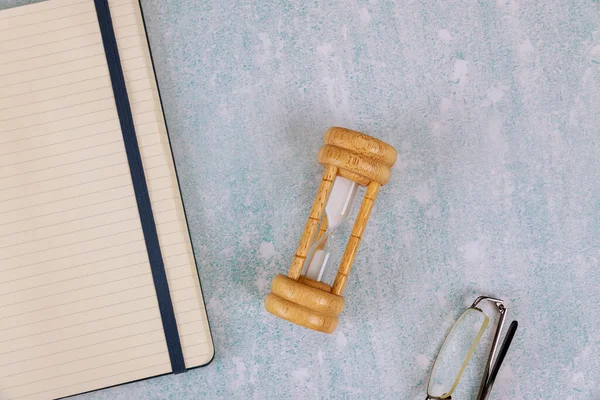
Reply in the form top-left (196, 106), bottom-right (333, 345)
top-left (425, 296), bottom-right (518, 400)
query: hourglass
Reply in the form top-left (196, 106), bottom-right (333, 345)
top-left (264, 127), bottom-right (397, 333)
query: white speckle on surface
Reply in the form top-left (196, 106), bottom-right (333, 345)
top-left (258, 33), bottom-right (272, 50)
top-left (437, 293), bottom-right (446, 307)
top-left (437, 29), bottom-right (452, 43)
top-left (426, 204), bottom-right (442, 219)
top-left (439, 97), bottom-right (452, 113)
top-left (462, 241), bottom-right (485, 263)
top-left (430, 121), bottom-right (445, 139)
top-left (415, 354), bottom-right (430, 369)
top-left (452, 59), bottom-right (469, 84)
top-left (292, 368), bottom-right (309, 381)
top-left (487, 84), bottom-right (506, 104)
top-left (256, 275), bottom-right (270, 292)
top-left (518, 38), bottom-right (535, 61)
top-left (414, 183), bottom-right (433, 204)
top-left (359, 58), bottom-right (387, 67)
top-left (321, 76), bottom-right (350, 120)
top-left (495, 365), bottom-right (517, 395)
top-left (257, 33), bottom-right (273, 64)
top-left (317, 42), bottom-right (333, 56)
top-left (335, 330), bottom-right (348, 348)
top-left (206, 297), bottom-right (224, 316)
top-left (231, 357), bottom-right (247, 389)
top-left (486, 117), bottom-right (509, 152)
top-left (259, 242), bottom-right (276, 259)
top-left (358, 7), bottom-right (371, 24)
top-left (571, 371), bottom-right (585, 385)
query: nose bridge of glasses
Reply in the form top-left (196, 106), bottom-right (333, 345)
top-left (471, 296), bottom-right (504, 309)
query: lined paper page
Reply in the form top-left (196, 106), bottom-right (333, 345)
top-left (0, 0), bottom-right (212, 399)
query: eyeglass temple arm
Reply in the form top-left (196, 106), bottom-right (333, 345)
top-left (475, 303), bottom-right (507, 400)
top-left (477, 320), bottom-right (518, 400)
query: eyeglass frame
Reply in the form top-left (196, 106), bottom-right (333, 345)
top-left (425, 296), bottom-right (516, 400)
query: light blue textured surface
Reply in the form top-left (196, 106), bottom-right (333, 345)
top-left (2, 0), bottom-right (600, 399)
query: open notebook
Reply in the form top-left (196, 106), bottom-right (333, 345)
top-left (0, 0), bottom-right (214, 399)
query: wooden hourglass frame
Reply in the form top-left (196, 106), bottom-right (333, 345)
top-left (265, 127), bottom-right (397, 333)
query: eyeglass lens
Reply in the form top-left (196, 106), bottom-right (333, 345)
top-left (427, 308), bottom-right (489, 399)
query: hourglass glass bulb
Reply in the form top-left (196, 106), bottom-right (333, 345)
top-left (304, 176), bottom-right (358, 281)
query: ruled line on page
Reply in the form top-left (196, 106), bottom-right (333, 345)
top-left (0, 262), bottom-right (151, 299)
top-left (15, 345), bottom-right (209, 400)
top-left (0, 83), bottom-right (152, 121)
top-left (0, 240), bottom-right (186, 282)
top-left (0, 32), bottom-right (101, 58)
top-left (4, 331), bottom-right (205, 381)
top-left (0, 0), bottom-right (87, 21)
top-left (0, 315), bottom-right (160, 358)
top-left (0, 282), bottom-right (157, 322)
top-left (0, 227), bottom-right (143, 261)
top-left (0, 194), bottom-right (173, 236)
top-left (0, 86), bottom-right (112, 112)
top-left (0, 337), bottom-right (165, 379)
top-left (0, 64), bottom-right (144, 94)
top-left (1, 260), bottom-right (187, 299)
top-left (7, 351), bottom-right (170, 392)
top-left (0, 11), bottom-right (97, 34)
top-left (3, 312), bottom-right (202, 372)
top-left (0, 293), bottom-right (199, 350)
top-left (0, 216), bottom-right (142, 251)
top-left (0, 182), bottom-right (132, 214)
top-left (0, 322), bottom-right (162, 367)
top-left (0, 160), bottom-right (129, 191)
top-left (0, 66), bottom-right (108, 95)
top-left (0, 118), bottom-right (153, 147)
top-left (0, 61), bottom-right (105, 86)
top-left (0, 249), bottom-right (188, 289)
top-left (0, 237), bottom-right (147, 273)
top-left (0, 324), bottom-right (163, 371)
top-left (0, 19), bottom-right (96, 44)
top-left (0, 108), bottom-right (156, 136)
top-left (0, 99), bottom-right (155, 135)
top-left (0, 181), bottom-right (172, 223)
top-left (0, 300), bottom-right (199, 350)
top-left (0, 284), bottom-right (197, 348)
top-left (0, 211), bottom-right (178, 251)
top-left (0, 272), bottom-right (151, 312)
top-left (0, 83), bottom-right (151, 122)
top-left (0, 167), bottom-right (170, 210)
top-left (0, 21), bottom-right (138, 52)
top-left (0, 139), bottom-right (123, 167)
top-left (0, 95), bottom-right (115, 122)
top-left (0, 41), bottom-right (103, 67)
top-left (0, 172), bottom-right (131, 203)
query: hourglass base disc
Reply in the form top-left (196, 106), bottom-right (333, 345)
top-left (265, 293), bottom-right (339, 333)
top-left (265, 274), bottom-right (345, 333)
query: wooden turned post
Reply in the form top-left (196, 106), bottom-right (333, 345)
top-left (288, 165), bottom-right (338, 280)
top-left (315, 215), bottom-right (328, 243)
top-left (331, 181), bottom-right (380, 295)
top-left (265, 127), bottom-right (396, 334)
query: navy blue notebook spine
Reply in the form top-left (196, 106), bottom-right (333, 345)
top-left (93, 0), bottom-right (186, 374)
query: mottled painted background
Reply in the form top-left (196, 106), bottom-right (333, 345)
top-left (2, 0), bottom-right (600, 399)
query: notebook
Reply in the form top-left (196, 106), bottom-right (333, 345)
top-left (0, 0), bottom-right (214, 399)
